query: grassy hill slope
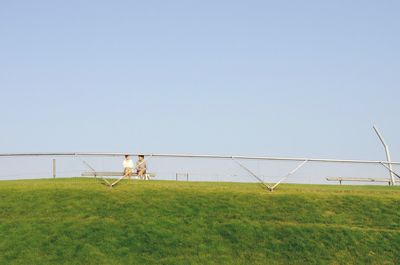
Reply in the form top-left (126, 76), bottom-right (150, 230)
top-left (0, 178), bottom-right (399, 265)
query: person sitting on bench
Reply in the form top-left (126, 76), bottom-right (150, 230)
top-left (123, 155), bottom-right (134, 179)
top-left (136, 155), bottom-right (147, 179)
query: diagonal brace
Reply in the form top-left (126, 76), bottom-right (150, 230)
top-left (379, 162), bottom-right (400, 180)
top-left (78, 156), bottom-right (112, 187)
top-left (270, 160), bottom-right (308, 191)
top-left (232, 158), bottom-right (272, 190)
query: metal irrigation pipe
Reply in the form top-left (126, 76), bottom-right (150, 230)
top-left (0, 152), bottom-right (399, 165)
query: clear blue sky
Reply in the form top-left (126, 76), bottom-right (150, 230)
top-left (1, 0), bottom-right (399, 161)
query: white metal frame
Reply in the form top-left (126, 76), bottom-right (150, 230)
top-left (1, 152), bottom-right (399, 191)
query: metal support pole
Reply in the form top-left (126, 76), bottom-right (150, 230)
top-left (53, 159), bottom-right (56, 178)
top-left (176, 173), bottom-right (189, 181)
top-left (373, 126), bottom-right (395, 185)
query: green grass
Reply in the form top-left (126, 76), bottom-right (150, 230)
top-left (0, 178), bottom-right (399, 265)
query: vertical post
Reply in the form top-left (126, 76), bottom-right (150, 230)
top-left (373, 126), bottom-right (395, 186)
top-left (186, 173), bottom-right (189, 182)
top-left (53, 159), bottom-right (56, 179)
top-left (176, 173), bottom-right (178, 181)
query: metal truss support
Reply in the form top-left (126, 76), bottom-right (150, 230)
top-left (232, 158), bottom-right (272, 190)
top-left (270, 160), bottom-right (308, 191)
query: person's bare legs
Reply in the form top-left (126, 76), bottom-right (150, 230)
top-left (124, 168), bottom-right (133, 180)
top-left (138, 169), bottom-right (146, 180)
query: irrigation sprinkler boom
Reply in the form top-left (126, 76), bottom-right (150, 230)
top-left (0, 152), bottom-right (399, 191)
top-left (0, 152), bottom-right (399, 165)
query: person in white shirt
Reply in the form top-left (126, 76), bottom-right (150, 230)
top-left (123, 155), bottom-right (134, 179)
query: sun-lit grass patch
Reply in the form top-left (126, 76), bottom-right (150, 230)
top-left (0, 178), bottom-right (399, 264)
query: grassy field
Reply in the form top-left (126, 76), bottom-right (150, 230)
top-left (0, 178), bottom-right (399, 265)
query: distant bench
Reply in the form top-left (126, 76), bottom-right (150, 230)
top-left (81, 171), bottom-right (156, 180)
top-left (326, 177), bottom-right (391, 185)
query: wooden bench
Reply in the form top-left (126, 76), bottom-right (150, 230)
top-left (82, 171), bottom-right (156, 187)
top-left (82, 171), bottom-right (155, 178)
top-left (326, 177), bottom-right (391, 185)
